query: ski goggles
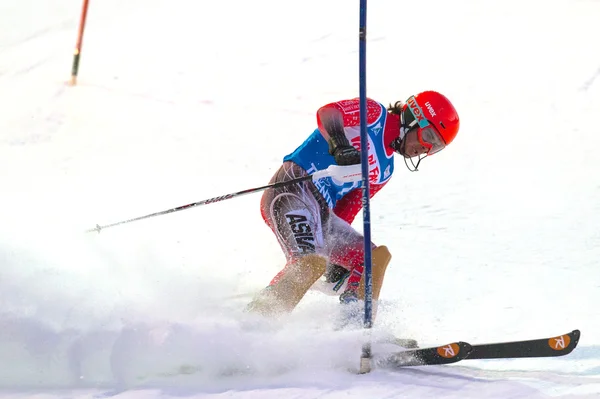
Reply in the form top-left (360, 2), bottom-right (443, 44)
top-left (406, 96), bottom-right (446, 155)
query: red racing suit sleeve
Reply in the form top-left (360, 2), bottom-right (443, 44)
top-left (316, 98), bottom-right (385, 140)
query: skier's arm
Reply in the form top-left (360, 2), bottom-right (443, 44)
top-left (316, 98), bottom-right (384, 132)
top-left (316, 105), bottom-right (347, 144)
top-left (316, 98), bottom-right (384, 166)
top-left (317, 105), bottom-right (360, 166)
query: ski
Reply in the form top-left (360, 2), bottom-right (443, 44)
top-left (377, 341), bottom-right (473, 368)
top-left (145, 331), bottom-right (582, 378)
top-left (377, 329), bottom-right (580, 369)
top-left (466, 329), bottom-right (581, 360)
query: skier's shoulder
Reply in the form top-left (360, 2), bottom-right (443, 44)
top-left (323, 97), bottom-right (385, 113)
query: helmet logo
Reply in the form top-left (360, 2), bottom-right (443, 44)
top-left (407, 96), bottom-right (429, 129)
top-left (425, 102), bottom-right (437, 117)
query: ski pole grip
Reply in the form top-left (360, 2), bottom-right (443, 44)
top-left (312, 164), bottom-right (362, 183)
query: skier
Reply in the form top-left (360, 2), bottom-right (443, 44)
top-left (247, 90), bottom-right (460, 321)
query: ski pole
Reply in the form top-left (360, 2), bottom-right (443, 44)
top-left (85, 164), bottom-right (362, 233)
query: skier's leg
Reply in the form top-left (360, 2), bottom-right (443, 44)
top-left (334, 245), bottom-right (392, 305)
top-left (247, 162), bottom-right (330, 316)
top-left (246, 254), bottom-right (326, 316)
top-left (357, 245), bottom-right (392, 301)
top-left (325, 215), bottom-right (392, 326)
top-left (326, 214), bottom-right (392, 301)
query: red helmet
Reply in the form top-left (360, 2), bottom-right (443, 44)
top-left (403, 90), bottom-right (460, 154)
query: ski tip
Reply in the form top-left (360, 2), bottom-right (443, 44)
top-left (423, 341), bottom-right (473, 366)
top-left (434, 341), bottom-right (473, 362)
top-left (554, 329), bottom-right (581, 355)
top-left (570, 329), bottom-right (581, 346)
top-left (457, 341), bottom-right (473, 357)
top-left (462, 341), bottom-right (474, 353)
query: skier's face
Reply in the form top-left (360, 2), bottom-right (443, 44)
top-left (401, 129), bottom-right (429, 158)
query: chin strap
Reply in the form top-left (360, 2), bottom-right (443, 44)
top-left (403, 151), bottom-right (424, 172)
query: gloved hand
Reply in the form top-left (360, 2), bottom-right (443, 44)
top-left (339, 289), bottom-right (359, 304)
top-left (325, 263), bottom-right (350, 284)
top-left (331, 144), bottom-right (361, 166)
top-left (324, 116), bottom-right (361, 166)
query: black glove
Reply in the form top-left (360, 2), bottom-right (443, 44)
top-left (325, 263), bottom-right (349, 283)
top-left (339, 289), bottom-right (359, 304)
top-left (324, 116), bottom-right (362, 166)
top-left (331, 144), bottom-right (361, 165)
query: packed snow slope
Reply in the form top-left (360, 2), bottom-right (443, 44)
top-left (1, 0), bottom-right (599, 398)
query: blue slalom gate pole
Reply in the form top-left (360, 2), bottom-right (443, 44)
top-left (358, 0), bottom-right (373, 374)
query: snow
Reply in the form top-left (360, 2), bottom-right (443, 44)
top-left (1, 0), bottom-right (600, 397)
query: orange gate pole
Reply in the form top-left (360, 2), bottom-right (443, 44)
top-left (70, 0), bottom-right (90, 85)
